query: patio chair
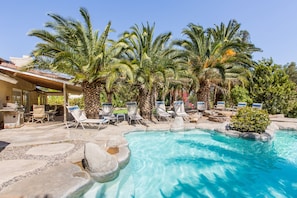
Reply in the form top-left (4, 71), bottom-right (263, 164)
top-left (32, 104), bottom-right (47, 123)
top-left (66, 105), bottom-right (108, 130)
top-left (99, 103), bottom-right (114, 117)
top-left (155, 101), bottom-right (171, 121)
top-left (235, 102), bottom-right (247, 110)
top-left (173, 101), bottom-right (190, 121)
top-left (214, 101), bottom-right (225, 111)
top-left (197, 101), bottom-right (206, 112)
top-left (99, 102), bottom-right (116, 124)
top-left (126, 102), bottom-right (143, 124)
top-left (46, 105), bottom-right (58, 121)
top-left (252, 103), bottom-right (263, 109)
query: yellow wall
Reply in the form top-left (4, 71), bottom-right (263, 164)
top-left (0, 76), bottom-right (40, 125)
top-left (0, 77), bottom-right (35, 101)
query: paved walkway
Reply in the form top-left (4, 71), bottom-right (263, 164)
top-left (0, 116), bottom-right (296, 197)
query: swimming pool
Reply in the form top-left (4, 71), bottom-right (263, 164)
top-left (82, 129), bottom-right (297, 197)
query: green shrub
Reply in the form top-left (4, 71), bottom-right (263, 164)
top-left (230, 107), bottom-right (271, 133)
top-left (286, 101), bottom-right (297, 118)
top-left (230, 85), bottom-right (253, 106)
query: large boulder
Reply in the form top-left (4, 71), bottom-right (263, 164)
top-left (83, 142), bottom-right (119, 182)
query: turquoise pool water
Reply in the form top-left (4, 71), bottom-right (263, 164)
top-left (82, 129), bottom-right (297, 198)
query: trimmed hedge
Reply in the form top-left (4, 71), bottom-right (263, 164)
top-left (230, 107), bottom-right (271, 133)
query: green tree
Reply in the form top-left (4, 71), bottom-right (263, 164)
top-left (250, 59), bottom-right (297, 114)
top-left (175, 20), bottom-right (260, 109)
top-left (284, 62), bottom-right (297, 84)
top-left (28, 8), bottom-right (128, 118)
top-left (120, 23), bottom-right (179, 120)
top-left (230, 85), bottom-right (253, 105)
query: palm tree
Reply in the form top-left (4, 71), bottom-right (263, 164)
top-left (174, 20), bottom-right (260, 109)
top-left (28, 8), bottom-right (128, 118)
top-left (119, 23), bottom-right (179, 120)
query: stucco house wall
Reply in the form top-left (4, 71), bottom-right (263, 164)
top-left (0, 75), bottom-right (44, 126)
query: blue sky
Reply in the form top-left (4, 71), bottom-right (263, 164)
top-left (1, 0), bottom-right (297, 65)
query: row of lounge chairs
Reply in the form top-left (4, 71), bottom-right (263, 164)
top-left (155, 100), bottom-right (191, 122)
top-left (66, 101), bottom-right (144, 129)
top-left (155, 100), bottom-right (190, 121)
top-left (213, 101), bottom-right (262, 111)
top-left (197, 101), bottom-right (262, 112)
top-left (66, 100), bottom-right (263, 130)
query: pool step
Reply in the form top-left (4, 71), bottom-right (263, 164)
top-left (82, 165), bottom-right (135, 197)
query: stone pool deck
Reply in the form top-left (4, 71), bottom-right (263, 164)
top-left (0, 116), bottom-right (296, 197)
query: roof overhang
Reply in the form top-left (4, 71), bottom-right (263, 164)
top-left (0, 64), bottom-right (82, 95)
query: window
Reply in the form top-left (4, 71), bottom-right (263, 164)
top-left (12, 88), bottom-right (22, 105)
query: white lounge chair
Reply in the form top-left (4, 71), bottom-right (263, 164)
top-left (252, 103), bottom-right (262, 109)
top-left (237, 102), bottom-right (247, 109)
top-left (197, 101), bottom-right (206, 112)
top-left (214, 101), bottom-right (225, 111)
top-left (126, 102), bottom-right (143, 124)
top-left (173, 101), bottom-right (190, 121)
top-left (99, 103), bottom-right (116, 124)
top-left (155, 101), bottom-right (171, 121)
top-left (67, 105), bottom-right (108, 129)
top-left (99, 103), bottom-right (114, 117)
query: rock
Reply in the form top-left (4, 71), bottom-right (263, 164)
top-left (0, 163), bottom-right (92, 198)
top-left (203, 110), bottom-right (214, 116)
top-left (84, 142), bottom-right (119, 182)
top-left (114, 146), bottom-right (130, 169)
top-left (208, 115), bottom-right (228, 123)
top-left (189, 113), bottom-right (201, 123)
top-left (170, 116), bottom-right (184, 131)
top-left (269, 114), bottom-right (285, 119)
top-left (215, 122), bottom-right (276, 142)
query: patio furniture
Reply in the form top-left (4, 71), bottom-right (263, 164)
top-left (45, 110), bottom-right (58, 121)
top-left (252, 103), bottom-right (263, 109)
top-left (66, 105), bottom-right (108, 130)
top-left (214, 101), bottom-right (225, 111)
top-left (233, 102), bottom-right (247, 111)
top-left (32, 105), bottom-right (47, 123)
top-left (126, 102), bottom-right (143, 125)
top-left (99, 103), bottom-right (116, 124)
top-left (155, 101), bottom-right (171, 121)
top-left (197, 101), bottom-right (206, 112)
top-left (99, 103), bottom-right (114, 117)
top-left (116, 113), bottom-right (126, 123)
top-left (173, 101), bottom-right (190, 121)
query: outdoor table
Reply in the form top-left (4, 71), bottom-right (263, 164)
top-left (116, 114), bottom-right (126, 123)
top-left (46, 111), bottom-right (57, 121)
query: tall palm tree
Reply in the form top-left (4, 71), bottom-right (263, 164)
top-left (120, 23), bottom-right (179, 120)
top-left (28, 7), bottom-right (128, 118)
top-left (175, 20), bottom-right (260, 109)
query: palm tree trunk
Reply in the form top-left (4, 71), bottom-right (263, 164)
top-left (197, 80), bottom-right (211, 109)
top-left (138, 86), bottom-right (152, 120)
top-left (82, 81), bottom-right (101, 118)
top-left (106, 92), bottom-right (113, 103)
